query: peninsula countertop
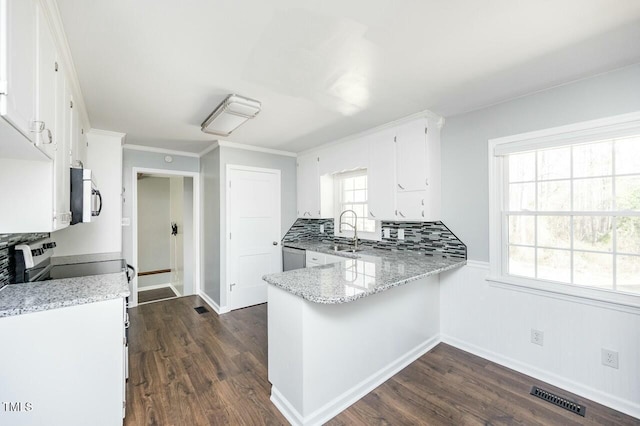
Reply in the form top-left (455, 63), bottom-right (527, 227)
top-left (0, 272), bottom-right (130, 317)
top-left (264, 242), bottom-right (466, 304)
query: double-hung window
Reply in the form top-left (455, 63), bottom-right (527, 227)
top-left (489, 112), bottom-right (640, 306)
top-left (334, 170), bottom-right (378, 239)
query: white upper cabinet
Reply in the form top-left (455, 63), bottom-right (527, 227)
top-left (0, 0), bottom-right (88, 232)
top-left (297, 153), bottom-right (333, 219)
top-left (296, 112), bottom-right (442, 223)
top-left (297, 154), bottom-right (320, 218)
top-left (367, 128), bottom-right (396, 220)
top-left (36, 5), bottom-right (57, 158)
top-left (395, 118), bottom-right (428, 192)
top-left (0, 0), bottom-right (37, 141)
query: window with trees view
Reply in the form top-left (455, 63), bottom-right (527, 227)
top-left (506, 137), bottom-right (640, 295)
top-left (489, 113), bottom-right (640, 304)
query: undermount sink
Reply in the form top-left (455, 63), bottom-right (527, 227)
top-left (333, 244), bottom-right (363, 253)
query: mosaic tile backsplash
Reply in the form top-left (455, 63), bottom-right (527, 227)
top-left (0, 233), bottom-right (49, 288)
top-left (283, 219), bottom-right (466, 259)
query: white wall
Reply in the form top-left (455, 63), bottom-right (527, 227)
top-left (137, 177), bottom-right (170, 288)
top-left (440, 64), bottom-right (640, 418)
top-left (201, 146), bottom-right (297, 308)
top-left (53, 130), bottom-right (124, 256)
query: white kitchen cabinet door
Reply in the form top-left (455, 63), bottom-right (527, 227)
top-left (0, 0), bottom-right (37, 141)
top-left (69, 99), bottom-right (87, 166)
top-left (396, 190), bottom-right (427, 221)
top-left (38, 8), bottom-right (70, 230)
top-left (35, 5), bottom-right (57, 158)
top-left (367, 129), bottom-right (396, 220)
top-left (395, 118), bottom-right (428, 192)
top-left (306, 251), bottom-right (324, 265)
top-left (0, 298), bottom-right (126, 426)
top-left (297, 154), bottom-right (320, 218)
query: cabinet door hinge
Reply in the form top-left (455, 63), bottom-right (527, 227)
top-left (0, 80), bottom-right (7, 95)
top-left (425, 127), bottom-right (428, 134)
top-left (70, 100), bottom-right (73, 108)
top-left (317, 157), bottom-right (319, 162)
top-left (229, 232), bottom-right (232, 240)
top-left (54, 62), bottom-right (58, 72)
top-left (230, 283), bottom-right (236, 291)
top-left (394, 136), bottom-right (397, 143)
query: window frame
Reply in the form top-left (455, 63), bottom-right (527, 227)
top-left (333, 169), bottom-right (381, 241)
top-left (488, 112), bottom-right (640, 311)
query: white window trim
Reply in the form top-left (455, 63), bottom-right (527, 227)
top-left (488, 111), bottom-right (640, 312)
top-left (333, 169), bottom-right (381, 241)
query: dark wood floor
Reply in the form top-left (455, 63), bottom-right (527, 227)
top-left (137, 286), bottom-right (178, 304)
top-left (125, 296), bottom-right (638, 425)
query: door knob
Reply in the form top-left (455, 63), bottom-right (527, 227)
top-left (273, 241), bottom-right (278, 246)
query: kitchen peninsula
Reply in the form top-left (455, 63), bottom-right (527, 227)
top-left (263, 245), bottom-right (465, 425)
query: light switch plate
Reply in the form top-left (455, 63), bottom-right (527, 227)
top-left (398, 229), bottom-right (405, 240)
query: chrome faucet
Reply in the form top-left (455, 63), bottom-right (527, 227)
top-left (338, 209), bottom-right (358, 250)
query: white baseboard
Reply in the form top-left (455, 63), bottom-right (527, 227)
top-left (271, 335), bottom-right (441, 426)
top-left (137, 283), bottom-right (172, 292)
top-left (441, 334), bottom-right (640, 420)
top-left (198, 291), bottom-right (230, 315)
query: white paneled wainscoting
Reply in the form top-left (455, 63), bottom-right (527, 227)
top-left (439, 261), bottom-right (640, 419)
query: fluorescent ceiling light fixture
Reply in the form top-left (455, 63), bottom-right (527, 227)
top-left (201, 94), bottom-right (261, 137)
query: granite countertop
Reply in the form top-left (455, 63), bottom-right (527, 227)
top-left (0, 272), bottom-right (130, 317)
top-left (265, 242), bottom-right (466, 304)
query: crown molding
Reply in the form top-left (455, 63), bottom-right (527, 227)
top-left (39, 0), bottom-right (91, 129)
top-left (198, 141), bottom-right (220, 157)
top-left (216, 140), bottom-right (297, 157)
top-left (89, 128), bottom-right (127, 139)
top-left (123, 144), bottom-right (201, 158)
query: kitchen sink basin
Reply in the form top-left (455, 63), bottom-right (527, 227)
top-left (333, 244), bottom-right (363, 253)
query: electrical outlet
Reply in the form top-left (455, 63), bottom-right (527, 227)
top-left (531, 329), bottom-right (544, 346)
top-left (320, 224), bottom-right (324, 233)
top-left (601, 349), bottom-right (619, 369)
top-left (397, 229), bottom-right (405, 240)
top-left (383, 228), bottom-right (390, 239)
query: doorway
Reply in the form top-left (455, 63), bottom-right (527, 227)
top-left (226, 165), bottom-right (281, 311)
top-left (132, 168), bottom-right (200, 306)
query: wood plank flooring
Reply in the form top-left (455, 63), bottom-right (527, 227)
top-left (125, 296), bottom-right (638, 425)
top-left (137, 287), bottom-right (178, 304)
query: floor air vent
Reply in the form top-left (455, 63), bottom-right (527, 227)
top-left (530, 386), bottom-right (586, 417)
top-left (194, 306), bottom-right (209, 314)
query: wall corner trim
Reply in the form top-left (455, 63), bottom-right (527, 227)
top-left (198, 291), bottom-right (230, 315)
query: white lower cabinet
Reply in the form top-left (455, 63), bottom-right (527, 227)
top-left (306, 251), bottom-right (346, 267)
top-left (0, 298), bottom-right (127, 426)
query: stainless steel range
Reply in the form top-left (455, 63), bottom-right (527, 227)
top-left (13, 237), bottom-right (135, 284)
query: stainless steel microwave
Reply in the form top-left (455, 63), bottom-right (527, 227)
top-left (70, 167), bottom-right (102, 224)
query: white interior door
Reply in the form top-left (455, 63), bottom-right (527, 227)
top-left (228, 166), bottom-right (281, 310)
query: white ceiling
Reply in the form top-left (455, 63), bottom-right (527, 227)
top-left (56, 0), bottom-right (640, 154)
